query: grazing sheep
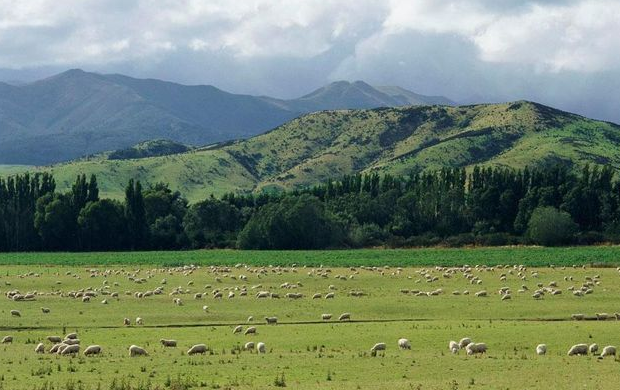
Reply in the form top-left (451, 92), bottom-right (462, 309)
top-left (49, 343), bottom-right (64, 353)
top-left (600, 345), bottom-right (616, 357)
top-left (265, 316), bottom-right (278, 325)
top-left (47, 336), bottom-right (62, 343)
top-left (458, 338), bottom-right (472, 349)
top-left (397, 338), bottom-right (411, 350)
top-left (475, 290), bottom-right (487, 297)
top-left (61, 344), bottom-right (80, 355)
top-left (589, 344), bottom-right (599, 354)
top-left (312, 293), bottom-right (321, 299)
top-left (136, 317), bottom-right (144, 325)
top-left (35, 343), bottom-right (45, 353)
top-left (449, 341), bottom-right (459, 353)
top-left (244, 341), bottom-right (255, 350)
top-left (571, 314), bottom-right (585, 321)
top-left (536, 344), bottom-right (547, 355)
top-left (466, 343), bottom-right (487, 355)
top-left (10, 310), bottom-right (20, 317)
top-left (123, 318), bottom-right (130, 326)
top-left (187, 344), bottom-right (208, 355)
top-left (41, 307), bottom-right (50, 314)
top-left (257, 342), bottom-right (266, 353)
top-left (321, 314), bottom-right (332, 320)
top-left (63, 338), bottom-right (80, 345)
top-left (233, 325), bottom-right (243, 334)
top-left (325, 292), bottom-right (335, 299)
top-left (371, 342), bottom-right (387, 353)
top-left (338, 313), bottom-right (351, 321)
top-left (83, 345), bottom-right (102, 356)
top-left (129, 345), bottom-right (148, 356)
top-left (202, 305), bottom-right (209, 311)
top-left (65, 333), bottom-right (78, 340)
top-left (247, 316), bottom-right (254, 322)
top-left (244, 326), bottom-right (257, 335)
top-left (567, 344), bottom-right (588, 356)
top-left (160, 339), bottom-right (177, 347)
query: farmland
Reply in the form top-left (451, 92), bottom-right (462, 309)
top-left (2, 248), bottom-right (620, 389)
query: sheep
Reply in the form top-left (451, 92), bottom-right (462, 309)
top-left (244, 341), bottom-right (255, 351)
top-left (265, 316), bottom-right (278, 325)
top-left (233, 325), bottom-right (243, 334)
top-left (397, 338), bottom-right (411, 350)
top-left (571, 314), bottom-right (585, 321)
top-left (10, 310), bottom-right (20, 317)
top-left (589, 344), bottom-right (599, 354)
top-left (325, 292), bottom-right (335, 299)
top-left (61, 344), bottom-right (80, 355)
top-left (244, 326), bottom-right (257, 335)
top-left (247, 316), bottom-right (254, 322)
top-left (83, 345), bottom-right (102, 356)
top-left (596, 313), bottom-right (609, 321)
top-left (466, 342), bottom-right (487, 355)
top-left (35, 343), bottom-right (45, 353)
top-left (160, 339), bottom-right (177, 347)
top-left (475, 290), bottom-right (487, 297)
top-left (123, 318), bottom-right (131, 326)
top-left (47, 336), bottom-right (62, 343)
top-left (449, 341), bottom-right (459, 353)
top-left (371, 342), bottom-right (387, 353)
top-left (567, 344), bottom-right (588, 356)
top-left (202, 305), bottom-right (209, 311)
top-left (49, 343), bottom-right (64, 353)
top-left (136, 317), bottom-right (144, 325)
top-left (312, 293), bottom-right (322, 299)
top-left (129, 345), bottom-right (148, 356)
top-left (321, 314), bottom-right (332, 320)
top-left (338, 312), bottom-right (351, 321)
top-left (600, 345), bottom-right (616, 357)
top-left (187, 344), bottom-right (208, 355)
top-left (536, 344), bottom-right (547, 355)
top-left (41, 307), bottom-right (51, 314)
top-left (458, 338), bottom-right (472, 349)
top-left (257, 342), bottom-right (266, 353)
top-left (63, 338), bottom-right (80, 345)
top-left (65, 333), bottom-right (78, 340)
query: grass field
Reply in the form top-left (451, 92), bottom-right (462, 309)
top-left (2, 248), bottom-right (620, 389)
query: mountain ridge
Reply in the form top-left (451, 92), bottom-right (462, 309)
top-left (2, 100), bottom-right (619, 201)
top-left (0, 69), bottom-right (452, 164)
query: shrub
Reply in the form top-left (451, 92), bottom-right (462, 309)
top-left (527, 206), bottom-right (577, 246)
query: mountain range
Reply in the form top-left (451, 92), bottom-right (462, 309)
top-left (3, 101), bottom-right (619, 201)
top-left (0, 70), bottom-right (452, 164)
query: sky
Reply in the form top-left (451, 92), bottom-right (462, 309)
top-left (1, 0), bottom-right (619, 122)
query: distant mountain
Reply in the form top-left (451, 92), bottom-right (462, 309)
top-left (4, 101), bottom-right (619, 201)
top-left (0, 70), bottom-right (452, 164)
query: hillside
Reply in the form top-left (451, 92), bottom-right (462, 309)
top-left (0, 70), bottom-right (450, 164)
top-left (3, 101), bottom-right (619, 201)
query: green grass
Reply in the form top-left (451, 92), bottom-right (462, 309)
top-left (2, 252), bottom-right (620, 389)
top-left (2, 101), bottom-right (619, 201)
top-left (1, 246), bottom-right (620, 267)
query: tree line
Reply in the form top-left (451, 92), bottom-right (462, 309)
top-left (0, 165), bottom-right (619, 251)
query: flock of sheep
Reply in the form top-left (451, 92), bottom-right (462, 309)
top-left (3, 262), bottom-right (620, 362)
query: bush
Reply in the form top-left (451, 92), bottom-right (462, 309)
top-left (527, 206), bottom-right (577, 246)
top-left (348, 223), bottom-right (386, 248)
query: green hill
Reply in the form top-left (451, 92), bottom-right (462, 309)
top-left (3, 101), bottom-right (619, 201)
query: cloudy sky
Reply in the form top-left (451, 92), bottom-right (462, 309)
top-left (1, 0), bottom-right (619, 122)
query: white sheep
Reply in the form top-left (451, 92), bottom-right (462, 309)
top-left (49, 343), bottom-right (64, 353)
top-left (321, 314), bottom-right (332, 320)
top-left (63, 338), bottom-right (80, 345)
top-left (449, 340), bottom-right (459, 353)
top-left (265, 316), bottom-right (278, 325)
top-left (571, 314), bottom-right (585, 320)
top-left (338, 313), bottom-right (351, 321)
top-left (187, 344), bottom-right (208, 355)
top-left (83, 345), bottom-right (102, 356)
top-left (129, 345), bottom-right (148, 356)
top-left (233, 325), bottom-right (243, 334)
top-left (47, 336), bottom-right (62, 343)
top-left (325, 292), bottom-right (335, 299)
top-left (458, 338), bottom-right (472, 349)
top-left (123, 318), bottom-right (130, 326)
top-left (589, 344), bottom-right (599, 354)
top-left (536, 344), bottom-right (547, 355)
top-left (257, 342), bottom-right (266, 353)
top-left (567, 344), bottom-right (588, 356)
top-left (244, 341), bottom-right (255, 350)
top-left (136, 317), bottom-right (144, 325)
top-left (371, 342), bottom-right (387, 353)
top-left (600, 345), bottom-right (616, 357)
top-left (35, 343), bottom-right (45, 353)
top-left (244, 326), bottom-right (257, 335)
top-left (61, 344), bottom-right (80, 355)
top-left (466, 342), bottom-right (487, 355)
top-left (65, 333), bottom-right (78, 340)
top-left (160, 339), bottom-right (177, 347)
top-left (397, 338), bottom-right (411, 350)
